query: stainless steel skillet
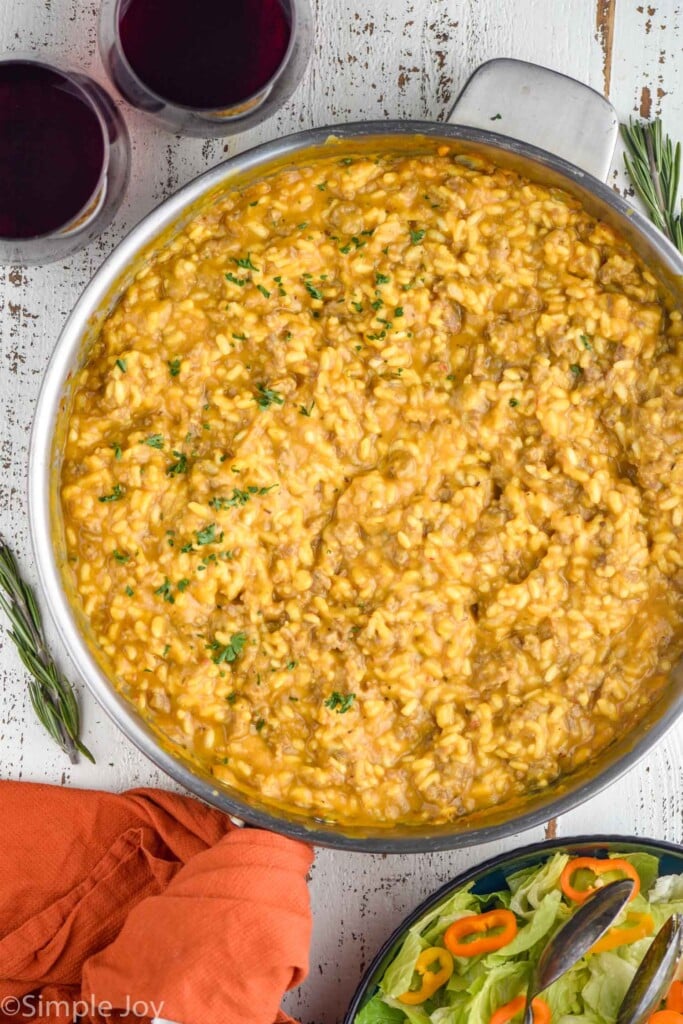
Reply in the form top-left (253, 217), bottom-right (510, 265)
top-left (29, 59), bottom-right (683, 851)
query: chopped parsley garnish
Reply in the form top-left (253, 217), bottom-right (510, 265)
top-left (297, 221), bottom-right (309, 229)
top-left (580, 334), bottom-right (593, 350)
top-left (99, 484), bottom-right (124, 503)
top-left (115, 358), bottom-right (127, 373)
top-left (225, 271), bottom-right (246, 287)
top-left (125, 585), bottom-right (135, 597)
top-left (168, 358), bottom-right (181, 376)
top-left (209, 485), bottom-right (276, 509)
top-left (324, 691), bottom-right (356, 714)
top-left (177, 578), bottom-right (190, 592)
top-left (375, 272), bottom-right (390, 285)
top-left (316, 181), bottom-right (327, 191)
top-left (232, 332), bottom-right (247, 341)
top-left (339, 157), bottom-right (354, 166)
top-left (570, 364), bottom-right (583, 376)
top-left (180, 541), bottom-right (195, 553)
top-left (255, 384), bottom-right (284, 410)
top-left (490, 112), bottom-right (503, 120)
top-left (287, 660), bottom-right (298, 670)
top-left (207, 631), bottom-right (248, 665)
top-left (257, 283), bottom-right (271, 299)
top-left (352, 301), bottom-right (363, 313)
top-left (112, 549), bottom-right (130, 563)
top-left (509, 397), bottom-right (519, 407)
top-left (410, 228), bottom-right (425, 245)
top-left (299, 401), bottom-right (315, 417)
top-left (226, 692), bottom-right (238, 704)
top-left (196, 523), bottom-right (222, 545)
top-left (394, 306), bottom-right (404, 317)
top-left (154, 577), bottom-right (175, 604)
top-left (304, 281), bottom-right (324, 300)
top-left (255, 718), bottom-right (266, 732)
top-left (111, 442), bottom-right (122, 460)
top-left (339, 243), bottom-right (352, 255)
top-left (166, 451), bottom-right (187, 476)
top-left (143, 434), bottom-right (164, 449)
top-left (234, 253), bottom-right (259, 271)
top-left (371, 299), bottom-right (382, 311)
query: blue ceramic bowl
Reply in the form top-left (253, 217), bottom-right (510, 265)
top-left (344, 835), bottom-right (683, 1023)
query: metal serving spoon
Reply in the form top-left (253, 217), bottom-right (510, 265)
top-left (522, 879), bottom-right (636, 1024)
top-left (616, 913), bottom-right (683, 1024)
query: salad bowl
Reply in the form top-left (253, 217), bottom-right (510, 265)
top-left (344, 836), bottom-right (683, 1024)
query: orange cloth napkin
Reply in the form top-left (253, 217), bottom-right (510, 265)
top-left (0, 781), bottom-right (313, 1024)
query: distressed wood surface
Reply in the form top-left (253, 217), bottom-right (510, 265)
top-left (0, 2), bottom-right (682, 1022)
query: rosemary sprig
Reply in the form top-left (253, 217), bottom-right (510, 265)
top-left (621, 118), bottom-right (683, 253)
top-left (0, 539), bottom-right (94, 763)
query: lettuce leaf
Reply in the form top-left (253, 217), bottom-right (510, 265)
top-left (381, 931), bottom-right (424, 999)
top-left (650, 873), bottom-right (683, 903)
top-left (418, 887), bottom-right (482, 945)
top-left (355, 994), bottom-right (407, 1024)
top-left (507, 854), bottom-right (570, 917)
top-left (490, 890), bottom-right (566, 960)
top-left (582, 951), bottom-right (637, 1020)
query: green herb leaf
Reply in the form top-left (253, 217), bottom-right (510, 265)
top-left (112, 549), bottom-right (130, 563)
top-left (207, 631), bottom-right (248, 665)
top-left (196, 524), bottom-right (222, 546)
top-left (154, 577), bottom-right (175, 604)
top-left (409, 229), bottom-right (425, 245)
top-left (225, 272), bottom-right (246, 287)
top-left (234, 253), bottom-right (259, 271)
top-left (570, 364), bottom-right (583, 376)
top-left (255, 384), bottom-right (284, 410)
top-left (304, 281), bottom-right (324, 300)
top-left (98, 484), bottom-right (124, 503)
top-left (299, 401), bottom-right (315, 417)
top-left (115, 358), bottom-right (127, 373)
top-left (232, 332), bottom-right (247, 341)
top-left (111, 442), bottom-right (122, 460)
top-left (166, 451), bottom-right (188, 477)
top-left (257, 283), bottom-right (271, 299)
top-left (324, 691), bottom-right (356, 714)
top-left (142, 434), bottom-right (164, 449)
top-left (125, 585), bottom-right (135, 597)
top-left (168, 358), bottom-right (181, 377)
top-left (375, 272), bottom-right (390, 285)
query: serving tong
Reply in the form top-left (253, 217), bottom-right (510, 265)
top-left (616, 913), bottom-right (683, 1024)
top-left (523, 879), bottom-right (635, 1024)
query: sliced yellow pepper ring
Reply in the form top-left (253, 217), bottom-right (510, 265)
top-left (398, 946), bottom-right (454, 1005)
top-left (592, 911), bottom-right (654, 953)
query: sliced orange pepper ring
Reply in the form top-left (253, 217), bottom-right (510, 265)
top-left (444, 909), bottom-right (518, 957)
top-left (490, 995), bottom-right (551, 1024)
top-left (592, 911), bottom-right (654, 953)
top-left (667, 982), bottom-right (683, 1013)
top-left (398, 946), bottom-right (454, 1005)
top-left (560, 857), bottom-right (640, 904)
top-left (649, 1012), bottom-right (683, 1024)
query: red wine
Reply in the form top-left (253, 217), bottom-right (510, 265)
top-left (117, 0), bottom-right (292, 109)
top-left (0, 63), bottom-right (106, 240)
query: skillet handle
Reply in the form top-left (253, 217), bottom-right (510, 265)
top-left (447, 58), bottom-right (619, 183)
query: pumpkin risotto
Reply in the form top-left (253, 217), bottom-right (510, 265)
top-left (60, 146), bottom-right (683, 826)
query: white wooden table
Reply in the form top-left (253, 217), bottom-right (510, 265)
top-left (1, 2), bottom-right (682, 1022)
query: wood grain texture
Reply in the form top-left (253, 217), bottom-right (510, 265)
top-left (0, 2), bottom-right (682, 1023)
